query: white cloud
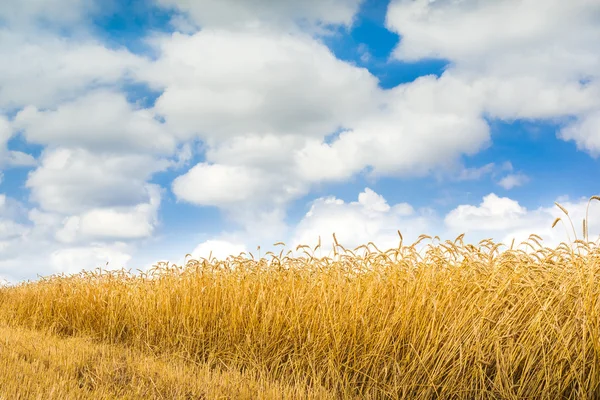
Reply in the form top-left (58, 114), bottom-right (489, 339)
top-left (0, 193), bottom-right (143, 281)
top-left (0, 29), bottom-right (168, 281)
top-left (559, 111), bottom-right (600, 157)
top-left (286, 190), bottom-right (600, 259)
top-left (0, 0), bottom-right (93, 28)
top-left (443, 194), bottom-right (600, 247)
top-left (386, 0), bottom-right (600, 79)
top-left (0, 193), bottom-right (28, 222)
top-left (137, 10), bottom-right (600, 230)
top-left (3, 0), bottom-right (600, 284)
top-left (498, 173), bottom-right (529, 190)
top-left (470, 75), bottom-right (600, 121)
top-left (141, 30), bottom-right (380, 143)
top-left (294, 73), bottom-right (491, 181)
top-left (155, 0), bottom-right (363, 31)
top-left (0, 30), bottom-right (147, 109)
top-left (0, 115), bottom-right (36, 168)
top-left (173, 163), bottom-right (270, 206)
top-left (291, 188), bottom-right (432, 253)
top-left (55, 185), bottom-right (161, 243)
top-left (14, 90), bottom-right (175, 154)
top-left (49, 243), bottom-right (133, 276)
top-left (445, 193), bottom-right (528, 233)
top-left (205, 133), bottom-right (306, 169)
top-left (190, 239), bottom-right (247, 261)
top-left (26, 148), bottom-right (168, 214)
top-left (456, 163), bottom-right (496, 181)
top-left (0, 192), bottom-right (144, 282)
top-left (0, 218), bottom-right (29, 241)
top-left (386, 0), bottom-right (600, 155)
top-left (143, 29), bottom-right (399, 213)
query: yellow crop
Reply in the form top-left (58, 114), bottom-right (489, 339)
top-left (1, 199), bottom-right (599, 399)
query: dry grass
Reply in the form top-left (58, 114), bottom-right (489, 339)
top-left (0, 322), bottom-right (334, 399)
top-left (1, 202), bottom-right (600, 399)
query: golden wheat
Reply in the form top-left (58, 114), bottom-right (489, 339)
top-left (0, 322), bottom-right (334, 399)
top-left (1, 203), bottom-right (600, 398)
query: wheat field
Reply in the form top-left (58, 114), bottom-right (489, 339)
top-left (1, 201), bottom-right (600, 399)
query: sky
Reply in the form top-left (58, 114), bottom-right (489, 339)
top-left (1, 0), bottom-right (600, 284)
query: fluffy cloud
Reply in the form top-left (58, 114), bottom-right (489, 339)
top-left (3, 0), bottom-right (600, 284)
top-left (467, 75), bottom-right (600, 121)
top-left (444, 193), bottom-right (600, 247)
top-left (290, 188), bottom-right (433, 253)
top-left (386, 0), bottom-right (600, 78)
top-left (295, 73), bottom-right (491, 181)
top-left (143, 29), bottom-right (380, 211)
top-left (386, 0), bottom-right (600, 152)
top-left (49, 243), bottom-right (133, 276)
top-left (0, 25), bottom-right (167, 282)
top-left (141, 6), bottom-right (600, 222)
top-left (14, 90), bottom-right (175, 154)
top-left (0, 30), bottom-right (146, 110)
top-left (285, 189), bottom-right (600, 258)
top-left (559, 111), bottom-right (600, 157)
top-left (498, 173), bottom-right (529, 190)
top-left (55, 184), bottom-right (161, 243)
top-left (445, 193), bottom-right (528, 233)
top-left (156, 0), bottom-right (363, 31)
top-left (0, 0), bottom-right (93, 28)
top-left (0, 194), bottom-right (29, 241)
top-left (0, 192), bottom-right (143, 281)
top-left (172, 163), bottom-right (271, 206)
top-left (25, 148), bottom-right (169, 214)
top-left (0, 116), bottom-right (36, 168)
top-left (190, 239), bottom-right (247, 261)
top-left (155, 38), bottom-right (493, 209)
top-left (141, 30), bottom-right (380, 143)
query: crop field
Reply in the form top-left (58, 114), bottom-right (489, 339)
top-left (1, 203), bottom-right (600, 399)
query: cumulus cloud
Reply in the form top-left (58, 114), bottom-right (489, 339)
top-left (0, 24), bottom-right (166, 283)
top-left (0, 194), bottom-right (30, 241)
top-left (283, 190), bottom-right (600, 258)
top-left (161, 61), bottom-right (493, 215)
top-left (445, 193), bottom-right (528, 233)
top-left (14, 90), bottom-right (175, 154)
top-left (155, 0), bottom-right (363, 31)
top-left (55, 185), bottom-right (161, 243)
top-left (0, 116), bottom-right (36, 168)
top-left (141, 29), bottom-right (387, 213)
top-left (184, 188), bottom-right (600, 264)
top-left (190, 239), bottom-right (247, 261)
top-left (3, 0), bottom-right (600, 284)
top-left (0, 0), bottom-right (93, 28)
top-left (295, 73), bottom-right (491, 181)
top-left (137, 2), bottom-right (600, 226)
top-left (141, 30), bottom-right (380, 143)
top-left (559, 111), bottom-right (600, 157)
top-left (443, 193), bottom-right (600, 247)
top-left (49, 243), bottom-right (133, 276)
top-left (26, 148), bottom-right (168, 214)
top-left (0, 30), bottom-right (147, 110)
top-left (290, 188), bottom-right (433, 253)
top-left (386, 0), bottom-right (600, 79)
top-left (498, 173), bottom-right (529, 190)
top-left (386, 0), bottom-right (600, 152)
top-left (173, 163), bottom-right (271, 206)
top-left (0, 192), bottom-right (141, 281)
top-left (455, 163), bottom-right (496, 181)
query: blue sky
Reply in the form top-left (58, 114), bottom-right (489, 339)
top-left (1, 0), bottom-right (600, 283)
